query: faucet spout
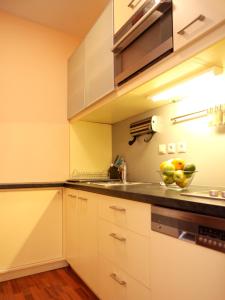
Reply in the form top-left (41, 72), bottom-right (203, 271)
top-left (121, 161), bottom-right (127, 183)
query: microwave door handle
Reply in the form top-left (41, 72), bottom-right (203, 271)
top-left (128, 0), bottom-right (142, 9)
top-left (112, 0), bottom-right (164, 54)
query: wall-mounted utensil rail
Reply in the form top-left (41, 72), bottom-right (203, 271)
top-left (171, 104), bottom-right (225, 125)
top-left (171, 109), bottom-right (207, 124)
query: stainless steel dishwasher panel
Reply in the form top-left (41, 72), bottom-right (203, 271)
top-left (151, 205), bottom-right (225, 253)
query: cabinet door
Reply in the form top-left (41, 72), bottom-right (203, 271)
top-left (84, 0), bottom-right (114, 106)
top-left (173, 0), bottom-right (225, 51)
top-left (76, 191), bottom-right (98, 292)
top-left (150, 231), bottom-right (225, 300)
top-left (65, 190), bottom-right (98, 293)
top-left (65, 189), bottom-right (79, 270)
top-left (0, 189), bottom-right (62, 272)
top-left (67, 41), bottom-right (85, 119)
top-left (114, 0), bottom-right (146, 33)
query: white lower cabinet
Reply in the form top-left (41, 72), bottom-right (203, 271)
top-left (65, 189), bottom-right (98, 293)
top-left (0, 189), bottom-right (63, 272)
top-left (99, 219), bottom-right (151, 288)
top-left (65, 190), bottom-right (151, 298)
top-left (150, 231), bottom-right (225, 300)
top-left (65, 189), bottom-right (225, 300)
top-left (98, 195), bottom-right (151, 299)
top-left (98, 256), bottom-right (151, 300)
top-left (64, 189), bottom-right (79, 270)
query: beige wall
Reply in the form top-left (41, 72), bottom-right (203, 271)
top-left (0, 11), bottom-right (78, 182)
top-left (70, 121), bottom-right (112, 178)
top-left (112, 88), bottom-right (225, 187)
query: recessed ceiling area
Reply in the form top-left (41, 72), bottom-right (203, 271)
top-left (0, 0), bottom-right (109, 39)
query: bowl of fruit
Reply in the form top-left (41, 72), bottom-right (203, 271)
top-left (158, 158), bottom-right (196, 190)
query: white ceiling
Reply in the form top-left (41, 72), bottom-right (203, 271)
top-left (0, 0), bottom-right (109, 39)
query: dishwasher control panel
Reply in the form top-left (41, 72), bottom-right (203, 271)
top-left (197, 225), bottom-right (225, 253)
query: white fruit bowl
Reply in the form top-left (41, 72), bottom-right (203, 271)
top-left (158, 170), bottom-right (197, 191)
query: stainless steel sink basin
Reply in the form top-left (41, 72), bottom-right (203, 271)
top-left (92, 181), bottom-right (150, 187)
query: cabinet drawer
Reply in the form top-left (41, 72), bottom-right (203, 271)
top-left (99, 219), bottom-right (151, 287)
top-left (98, 255), bottom-right (151, 300)
top-left (98, 195), bottom-right (151, 236)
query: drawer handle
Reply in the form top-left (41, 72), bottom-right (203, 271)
top-left (177, 14), bottom-right (205, 35)
top-left (109, 233), bottom-right (126, 242)
top-left (78, 197), bottom-right (88, 201)
top-left (109, 205), bottom-right (126, 212)
top-left (68, 194), bottom-right (77, 198)
top-left (128, 0), bottom-right (142, 9)
top-left (110, 273), bottom-right (127, 286)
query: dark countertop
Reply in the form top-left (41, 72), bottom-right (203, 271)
top-left (0, 182), bottom-right (64, 189)
top-left (64, 182), bottom-right (225, 218)
top-left (0, 181), bottom-right (224, 218)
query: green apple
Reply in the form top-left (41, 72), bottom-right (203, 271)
top-left (162, 162), bottom-right (175, 176)
top-left (173, 170), bottom-right (185, 183)
top-left (184, 163), bottom-right (196, 178)
top-left (163, 175), bottom-right (174, 185)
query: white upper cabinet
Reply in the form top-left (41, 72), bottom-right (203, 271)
top-left (114, 0), bottom-right (146, 33)
top-left (85, 0), bottom-right (114, 106)
top-left (173, 0), bottom-right (225, 51)
top-left (67, 41), bottom-right (85, 118)
top-left (67, 0), bottom-right (114, 119)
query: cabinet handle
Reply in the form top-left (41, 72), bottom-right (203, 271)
top-left (109, 232), bottom-right (126, 242)
top-left (110, 273), bottom-right (127, 286)
top-left (109, 205), bottom-right (126, 212)
top-left (128, 0), bottom-right (142, 9)
top-left (78, 196), bottom-right (88, 201)
top-left (177, 14), bottom-right (205, 35)
top-left (68, 194), bottom-right (77, 198)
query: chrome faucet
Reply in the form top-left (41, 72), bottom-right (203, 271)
top-left (121, 161), bottom-right (127, 183)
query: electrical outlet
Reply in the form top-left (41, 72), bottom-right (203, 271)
top-left (167, 143), bottom-right (176, 154)
top-left (158, 144), bottom-right (167, 154)
top-left (177, 141), bottom-right (187, 153)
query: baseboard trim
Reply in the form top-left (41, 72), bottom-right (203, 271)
top-left (0, 258), bottom-right (68, 282)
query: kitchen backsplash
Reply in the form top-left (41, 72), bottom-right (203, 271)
top-left (112, 97), bottom-right (225, 187)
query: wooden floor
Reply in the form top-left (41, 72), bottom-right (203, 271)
top-left (0, 267), bottom-right (99, 300)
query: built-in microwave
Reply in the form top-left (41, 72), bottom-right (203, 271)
top-left (113, 0), bottom-right (173, 86)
